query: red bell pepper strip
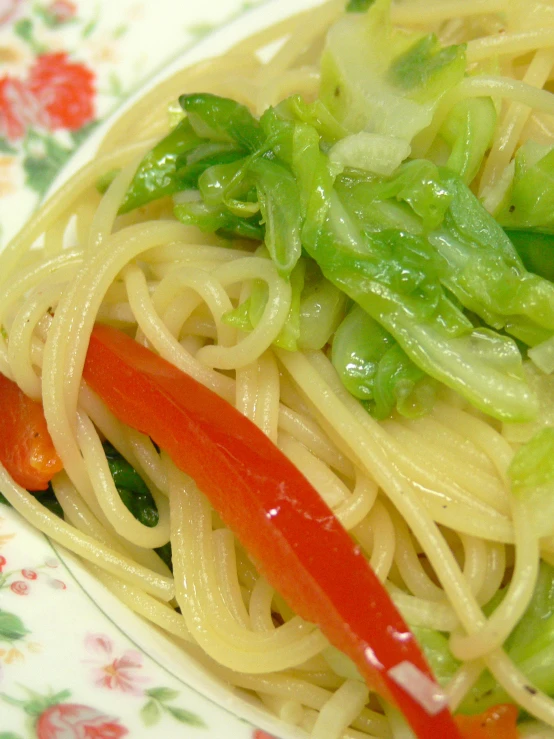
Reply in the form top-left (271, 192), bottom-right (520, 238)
top-left (83, 323), bottom-right (462, 738)
top-left (455, 704), bottom-right (519, 739)
top-left (0, 373), bottom-right (63, 491)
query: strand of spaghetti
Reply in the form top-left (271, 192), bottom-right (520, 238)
top-left (485, 649), bottom-right (554, 725)
top-left (76, 411), bottom-right (171, 548)
top-left (352, 501), bottom-right (396, 584)
top-left (126, 264), bottom-right (236, 347)
top-left (449, 497), bottom-right (540, 660)
top-left (122, 263), bottom-right (236, 401)
top-left (53, 470), bottom-right (170, 576)
top-left (196, 259), bottom-right (293, 370)
top-left (445, 661), bottom-right (485, 711)
top-left (277, 405), bottom-right (354, 477)
top-left (333, 473), bottom-right (377, 531)
top-left (249, 576), bottom-right (276, 632)
top-left (0, 464), bottom-right (174, 599)
top-left (459, 534), bottom-right (488, 599)
top-left (86, 563), bottom-right (191, 642)
top-left (41, 221), bottom-right (193, 499)
top-left (0, 250), bottom-right (81, 355)
top-left (0, 140), bottom-right (155, 283)
top-left (303, 352), bottom-right (515, 540)
top-left (391, 509), bottom-right (446, 602)
top-left (8, 283), bottom-right (64, 400)
top-left (387, 588), bottom-right (460, 631)
top-left (277, 432), bottom-right (353, 510)
top-left (475, 541), bottom-right (506, 606)
top-left (312, 679), bottom-right (369, 739)
top-left (467, 27), bottom-right (554, 62)
top-left (382, 420), bottom-right (508, 515)
top-left (254, 350), bottom-right (281, 442)
top-left (212, 528), bottom-right (252, 629)
top-left (209, 663), bottom-right (390, 738)
top-left (256, 0), bottom-right (342, 88)
top-left (391, 0), bottom-right (506, 25)
top-left (414, 73), bottom-right (554, 159)
top-left (479, 47), bottom-right (554, 197)
top-left (77, 384), bottom-right (166, 498)
top-left (168, 462), bottom-right (331, 671)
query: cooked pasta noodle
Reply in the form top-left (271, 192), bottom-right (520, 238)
top-left (4, 0), bottom-right (554, 736)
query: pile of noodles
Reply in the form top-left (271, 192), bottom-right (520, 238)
top-left (2, 0), bottom-right (554, 736)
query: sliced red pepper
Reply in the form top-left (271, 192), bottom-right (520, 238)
top-left (0, 373), bottom-right (63, 490)
top-left (455, 704), bottom-right (519, 739)
top-left (83, 323), bottom-right (462, 738)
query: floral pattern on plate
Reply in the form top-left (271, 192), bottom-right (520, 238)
top-left (0, 0), bottom-right (265, 246)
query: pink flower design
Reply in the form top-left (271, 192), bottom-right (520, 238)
top-left (0, 0), bottom-right (22, 26)
top-left (36, 703), bottom-right (128, 739)
top-left (0, 76), bottom-right (47, 141)
top-left (47, 0), bottom-right (76, 23)
top-left (10, 580), bottom-right (29, 595)
top-left (22, 568), bottom-right (38, 580)
top-left (253, 731), bottom-right (278, 739)
top-left (49, 579), bottom-right (67, 590)
top-left (85, 634), bottom-right (148, 696)
top-left (0, 554), bottom-right (6, 572)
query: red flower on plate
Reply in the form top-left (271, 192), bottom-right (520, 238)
top-left (28, 52), bottom-right (95, 131)
top-left (253, 731), bottom-right (278, 739)
top-left (36, 703), bottom-right (129, 739)
top-left (22, 568), bottom-right (38, 580)
top-left (0, 76), bottom-right (46, 141)
top-left (10, 580), bottom-right (29, 595)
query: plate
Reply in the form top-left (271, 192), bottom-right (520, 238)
top-left (0, 1), bottom-right (323, 736)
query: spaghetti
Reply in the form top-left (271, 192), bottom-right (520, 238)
top-left (2, 0), bottom-right (554, 736)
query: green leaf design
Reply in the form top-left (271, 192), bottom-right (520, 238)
top-left (0, 139), bottom-right (17, 155)
top-left (164, 705), bottom-right (206, 726)
top-left (0, 733), bottom-right (25, 739)
top-left (0, 611), bottom-right (29, 642)
top-left (141, 699), bottom-right (161, 727)
top-left (145, 687), bottom-right (179, 702)
top-left (23, 134), bottom-right (73, 197)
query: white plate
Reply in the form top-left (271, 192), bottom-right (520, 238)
top-left (0, 1), bottom-right (323, 736)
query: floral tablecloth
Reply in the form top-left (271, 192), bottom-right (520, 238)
top-left (0, 2), bottom-right (293, 738)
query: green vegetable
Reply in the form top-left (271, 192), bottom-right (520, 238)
top-left (431, 169), bottom-right (554, 347)
top-left (320, 0), bottom-right (465, 144)
top-left (346, 0), bottom-right (375, 12)
top-left (223, 256), bottom-right (346, 351)
top-left (499, 143), bottom-right (554, 230)
top-left (505, 229), bottom-right (554, 283)
top-left (179, 93), bottom-right (264, 151)
top-left (510, 427), bottom-right (554, 490)
top-left (163, 91), bottom-right (542, 421)
top-left (507, 428), bottom-right (554, 538)
top-left (332, 306), bottom-right (435, 419)
top-left (103, 442), bottom-right (159, 528)
top-left (117, 119), bottom-right (204, 214)
top-left (440, 97), bottom-right (497, 184)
